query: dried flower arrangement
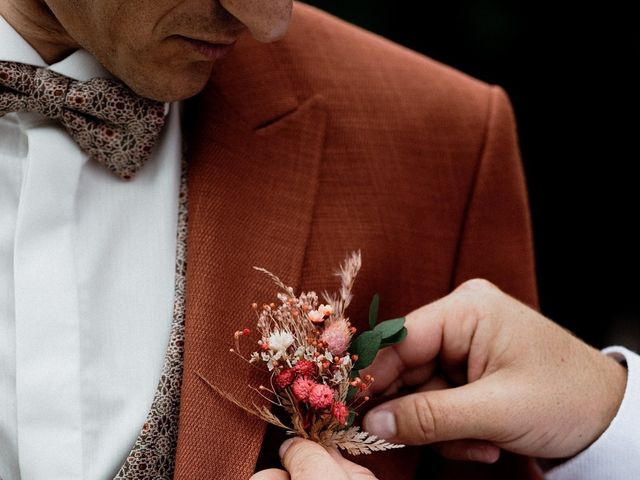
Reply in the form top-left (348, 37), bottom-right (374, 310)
top-left (204, 251), bottom-right (407, 455)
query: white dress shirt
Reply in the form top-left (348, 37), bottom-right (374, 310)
top-left (0, 15), bottom-right (182, 480)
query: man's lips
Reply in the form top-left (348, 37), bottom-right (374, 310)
top-left (178, 36), bottom-right (237, 61)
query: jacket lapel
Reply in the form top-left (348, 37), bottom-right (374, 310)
top-left (174, 36), bottom-right (328, 479)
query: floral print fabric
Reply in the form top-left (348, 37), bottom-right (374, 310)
top-left (0, 61), bottom-right (166, 179)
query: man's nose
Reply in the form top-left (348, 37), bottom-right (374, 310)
top-left (219, 0), bottom-right (293, 42)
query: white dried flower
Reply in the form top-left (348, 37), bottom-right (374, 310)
top-left (268, 330), bottom-right (294, 355)
top-left (308, 309), bottom-right (325, 324)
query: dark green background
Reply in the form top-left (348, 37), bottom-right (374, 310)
top-left (305, 1), bottom-right (640, 351)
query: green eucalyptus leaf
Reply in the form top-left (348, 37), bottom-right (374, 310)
top-left (351, 330), bottom-right (382, 370)
top-left (350, 330), bottom-right (378, 357)
top-left (374, 317), bottom-right (405, 339)
top-left (350, 368), bottom-right (360, 380)
top-left (368, 294), bottom-right (380, 330)
top-left (380, 326), bottom-right (408, 348)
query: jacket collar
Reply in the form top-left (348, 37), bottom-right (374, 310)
top-left (175, 32), bottom-right (327, 478)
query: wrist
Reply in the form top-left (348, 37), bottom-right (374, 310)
top-left (568, 349), bottom-right (628, 457)
top-left (590, 354), bottom-right (627, 447)
top-left (536, 352), bottom-right (627, 472)
top-left (538, 347), bottom-right (639, 479)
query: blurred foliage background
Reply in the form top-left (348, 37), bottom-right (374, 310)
top-left (304, 1), bottom-right (640, 350)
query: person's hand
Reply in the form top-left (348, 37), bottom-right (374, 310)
top-left (362, 279), bottom-right (628, 463)
top-left (250, 438), bottom-right (378, 479)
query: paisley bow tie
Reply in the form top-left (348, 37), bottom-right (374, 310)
top-left (0, 61), bottom-right (167, 180)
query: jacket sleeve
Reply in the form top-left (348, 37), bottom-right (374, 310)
top-left (436, 86), bottom-right (544, 480)
top-left (451, 85), bottom-right (538, 309)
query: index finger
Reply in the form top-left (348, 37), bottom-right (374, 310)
top-left (362, 302), bottom-right (442, 393)
top-left (363, 284), bottom-right (478, 393)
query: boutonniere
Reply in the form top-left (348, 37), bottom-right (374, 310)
top-left (204, 251), bottom-right (406, 455)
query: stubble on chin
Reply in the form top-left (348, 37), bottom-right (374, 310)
top-left (114, 48), bottom-right (216, 102)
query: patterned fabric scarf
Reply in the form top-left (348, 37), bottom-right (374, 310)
top-left (113, 159), bottom-right (189, 479)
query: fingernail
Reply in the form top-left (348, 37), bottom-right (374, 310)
top-left (365, 409), bottom-right (396, 438)
top-left (279, 438), bottom-right (295, 459)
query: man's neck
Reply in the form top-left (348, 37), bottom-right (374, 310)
top-left (0, 0), bottom-right (78, 64)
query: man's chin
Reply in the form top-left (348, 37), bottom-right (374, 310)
top-left (124, 65), bottom-right (215, 102)
top-left (136, 80), bottom-right (211, 103)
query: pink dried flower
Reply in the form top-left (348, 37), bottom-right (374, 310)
top-left (274, 368), bottom-right (295, 389)
top-left (332, 401), bottom-right (349, 425)
top-left (319, 304), bottom-right (333, 317)
top-left (294, 360), bottom-right (317, 378)
top-left (308, 383), bottom-right (334, 409)
top-left (320, 319), bottom-right (351, 356)
top-left (292, 377), bottom-right (316, 402)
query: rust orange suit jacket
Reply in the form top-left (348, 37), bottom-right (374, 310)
top-left (173, 3), bottom-right (539, 479)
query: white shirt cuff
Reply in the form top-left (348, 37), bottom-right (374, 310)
top-left (544, 345), bottom-right (640, 480)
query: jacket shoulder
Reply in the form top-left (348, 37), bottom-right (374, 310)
top-left (282, 3), bottom-right (495, 127)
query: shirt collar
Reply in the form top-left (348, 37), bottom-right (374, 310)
top-left (0, 15), bottom-right (47, 67)
top-left (0, 14), bottom-right (113, 81)
top-left (0, 14), bottom-right (171, 115)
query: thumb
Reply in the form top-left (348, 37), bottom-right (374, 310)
top-left (363, 376), bottom-right (506, 446)
top-left (280, 439), bottom-right (349, 480)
